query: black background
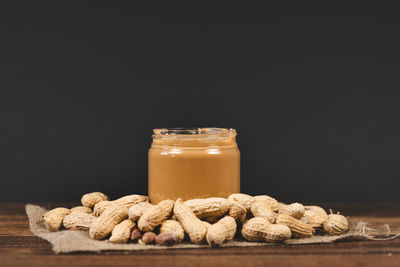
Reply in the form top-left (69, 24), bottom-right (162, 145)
top-left (1, 1), bottom-right (400, 202)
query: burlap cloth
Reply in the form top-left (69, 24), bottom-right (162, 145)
top-left (26, 204), bottom-right (400, 254)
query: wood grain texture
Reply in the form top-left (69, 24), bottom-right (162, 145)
top-left (0, 202), bottom-right (399, 267)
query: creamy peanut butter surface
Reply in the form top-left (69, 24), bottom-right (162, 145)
top-left (148, 128), bottom-right (240, 204)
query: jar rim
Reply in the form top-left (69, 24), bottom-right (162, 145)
top-left (152, 127), bottom-right (236, 140)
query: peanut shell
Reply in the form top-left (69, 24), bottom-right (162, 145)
top-left (63, 211), bottom-right (95, 230)
top-left (323, 214), bottom-right (349, 235)
top-left (128, 202), bottom-right (152, 221)
top-left (253, 195), bottom-right (279, 211)
top-left (206, 216), bottom-right (237, 246)
top-left (160, 220), bottom-right (185, 243)
top-left (278, 202), bottom-right (305, 219)
top-left (276, 214), bottom-right (313, 238)
top-left (250, 201), bottom-right (276, 223)
top-left (70, 206), bottom-right (92, 214)
top-left (173, 199), bottom-right (207, 244)
top-left (229, 202), bottom-right (247, 223)
top-left (138, 200), bottom-right (174, 232)
top-left (109, 219), bottom-right (136, 243)
top-left (89, 205), bottom-right (128, 240)
top-left (81, 192), bottom-right (109, 208)
top-left (184, 197), bottom-right (231, 220)
top-left (43, 207), bottom-right (71, 232)
top-left (241, 217), bottom-right (291, 242)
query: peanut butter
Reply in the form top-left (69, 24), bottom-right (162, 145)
top-left (148, 128), bottom-right (240, 204)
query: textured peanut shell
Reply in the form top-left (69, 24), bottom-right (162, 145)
top-left (138, 200), bottom-right (174, 232)
top-left (305, 205), bottom-right (328, 216)
top-left (113, 194), bottom-right (148, 205)
top-left (43, 207), bottom-right (71, 232)
top-left (81, 192), bottom-right (109, 208)
top-left (70, 206), bottom-right (92, 214)
top-left (253, 195), bottom-right (279, 211)
top-left (89, 205), bottom-right (128, 240)
top-left (278, 202), bottom-right (305, 219)
top-left (173, 199), bottom-right (207, 244)
top-left (276, 214), bottom-right (314, 238)
top-left (63, 211), bottom-right (95, 230)
top-left (160, 220), bottom-right (185, 242)
top-left (277, 202), bottom-right (286, 211)
top-left (241, 217), bottom-right (291, 242)
top-left (93, 201), bottom-right (114, 216)
top-left (301, 210), bottom-right (327, 228)
top-left (93, 194), bottom-right (148, 216)
top-left (109, 219), bottom-right (136, 243)
top-left (201, 221), bottom-right (212, 230)
top-left (250, 201), bottom-right (276, 223)
top-left (184, 197), bottom-right (232, 220)
top-left (227, 193), bottom-right (254, 210)
top-left (206, 216), bottom-right (237, 246)
top-left (323, 214), bottom-right (349, 235)
top-left (229, 202), bottom-right (247, 223)
top-left (128, 202), bottom-right (152, 221)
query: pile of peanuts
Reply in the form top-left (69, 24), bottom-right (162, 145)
top-left (43, 192), bottom-right (349, 246)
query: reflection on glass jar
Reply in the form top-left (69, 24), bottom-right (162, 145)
top-left (148, 128), bottom-right (240, 204)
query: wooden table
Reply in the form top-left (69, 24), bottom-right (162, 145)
top-left (0, 202), bottom-right (399, 267)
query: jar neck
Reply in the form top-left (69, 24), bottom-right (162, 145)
top-left (151, 128), bottom-right (237, 147)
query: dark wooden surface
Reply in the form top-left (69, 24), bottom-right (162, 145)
top-left (0, 202), bottom-right (399, 267)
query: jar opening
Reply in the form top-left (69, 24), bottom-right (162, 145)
top-left (152, 128), bottom-right (237, 146)
top-left (154, 128), bottom-right (235, 137)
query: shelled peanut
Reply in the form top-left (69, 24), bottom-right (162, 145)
top-left (42, 192), bottom-right (350, 246)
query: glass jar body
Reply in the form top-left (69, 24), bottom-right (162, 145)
top-left (148, 128), bottom-right (240, 204)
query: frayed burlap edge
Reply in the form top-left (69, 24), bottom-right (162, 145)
top-left (26, 204), bottom-right (400, 254)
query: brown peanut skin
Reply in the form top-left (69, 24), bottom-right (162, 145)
top-left (142, 232), bottom-right (157, 244)
top-left (160, 220), bottom-right (185, 243)
top-left (130, 229), bottom-right (142, 242)
top-left (156, 233), bottom-right (177, 246)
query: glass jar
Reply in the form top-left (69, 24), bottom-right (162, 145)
top-left (148, 128), bottom-right (240, 204)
